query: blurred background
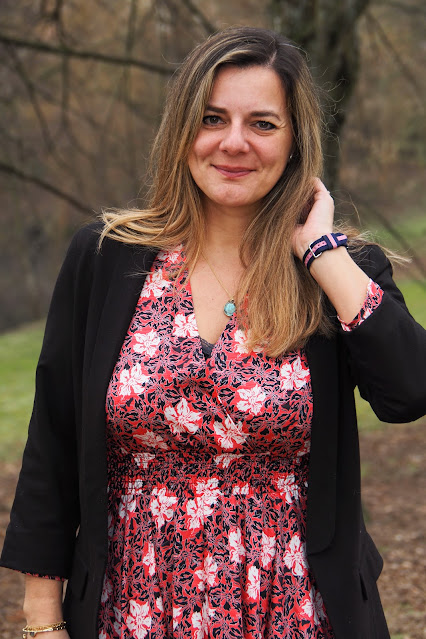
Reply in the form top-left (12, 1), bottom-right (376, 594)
top-left (0, 1), bottom-right (425, 638)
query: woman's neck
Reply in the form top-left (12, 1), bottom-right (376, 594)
top-left (202, 202), bottom-right (254, 258)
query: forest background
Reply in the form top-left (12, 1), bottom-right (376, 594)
top-left (0, 0), bottom-right (425, 328)
top-left (0, 1), bottom-right (425, 638)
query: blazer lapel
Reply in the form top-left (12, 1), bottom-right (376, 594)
top-left (81, 242), bottom-right (157, 555)
top-left (305, 333), bottom-right (340, 555)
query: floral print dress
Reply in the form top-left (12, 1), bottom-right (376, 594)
top-left (98, 247), bottom-right (383, 639)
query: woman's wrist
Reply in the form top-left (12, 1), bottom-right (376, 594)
top-left (301, 232), bottom-right (348, 270)
top-left (294, 229), bottom-right (334, 262)
top-left (23, 575), bottom-right (64, 626)
top-left (23, 596), bottom-right (64, 625)
top-left (308, 246), bottom-right (370, 323)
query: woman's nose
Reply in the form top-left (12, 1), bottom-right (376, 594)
top-left (218, 123), bottom-right (250, 154)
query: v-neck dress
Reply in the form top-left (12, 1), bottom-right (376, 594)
top-left (98, 247), bottom-right (382, 639)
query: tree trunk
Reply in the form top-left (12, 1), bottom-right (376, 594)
top-left (269, 0), bottom-right (371, 188)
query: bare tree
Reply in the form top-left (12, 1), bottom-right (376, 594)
top-left (269, 0), bottom-right (371, 188)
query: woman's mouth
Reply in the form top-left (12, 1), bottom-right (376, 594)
top-left (213, 165), bottom-right (254, 178)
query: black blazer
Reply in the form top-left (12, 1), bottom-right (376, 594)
top-left (1, 224), bottom-right (426, 639)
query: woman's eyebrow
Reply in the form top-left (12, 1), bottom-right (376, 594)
top-left (205, 104), bottom-right (283, 121)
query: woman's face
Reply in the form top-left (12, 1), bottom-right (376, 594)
top-left (188, 65), bottom-right (293, 219)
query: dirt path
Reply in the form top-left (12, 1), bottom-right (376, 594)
top-left (0, 421), bottom-right (425, 638)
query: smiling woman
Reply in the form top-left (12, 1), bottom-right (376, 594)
top-left (1, 26), bottom-right (426, 639)
top-left (188, 65), bottom-right (293, 217)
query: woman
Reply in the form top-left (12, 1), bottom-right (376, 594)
top-left (1, 26), bottom-right (425, 639)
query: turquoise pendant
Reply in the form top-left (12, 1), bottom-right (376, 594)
top-left (224, 300), bottom-right (236, 317)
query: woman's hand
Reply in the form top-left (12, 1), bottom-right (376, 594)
top-left (292, 177), bottom-right (334, 261)
top-left (291, 178), bottom-right (370, 322)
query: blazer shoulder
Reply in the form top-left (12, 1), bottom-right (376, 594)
top-left (65, 221), bottom-right (155, 271)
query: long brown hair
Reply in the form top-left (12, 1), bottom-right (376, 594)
top-left (101, 27), bottom-right (335, 356)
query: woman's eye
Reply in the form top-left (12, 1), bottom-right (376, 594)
top-left (202, 115), bottom-right (222, 126)
top-left (255, 121), bottom-right (276, 131)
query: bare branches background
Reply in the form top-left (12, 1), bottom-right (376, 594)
top-left (0, 0), bottom-right (424, 330)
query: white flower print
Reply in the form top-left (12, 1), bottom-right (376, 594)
top-left (113, 606), bottom-right (122, 635)
top-left (142, 542), bottom-right (156, 577)
top-left (297, 439), bottom-right (311, 457)
top-left (185, 479), bottom-right (222, 528)
top-left (275, 473), bottom-right (299, 504)
top-left (284, 533), bottom-right (309, 577)
top-left (279, 355), bottom-right (310, 391)
top-left (260, 530), bottom-right (276, 569)
top-left (300, 587), bottom-right (326, 625)
top-left (191, 597), bottom-right (215, 639)
top-left (125, 600), bottom-right (152, 639)
top-left (173, 312), bottom-right (198, 338)
top-left (213, 415), bottom-right (248, 450)
top-left (150, 486), bottom-right (178, 529)
top-left (156, 245), bottom-right (183, 263)
top-left (233, 329), bottom-right (262, 355)
top-left (107, 513), bottom-right (114, 539)
top-left (156, 596), bottom-right (164, 612)
top-left (173, 606), bottom-right (183, 630)
top-left (194, 478), bottom-right (222, 505)
top-left (101, 578), bottom-right (112, 603)
top-left (235, 383), bottom-right (266, 416)
top-left (118, 363), bottom-right (149, 396)
top-left (214, 453), bottom-right (243, 468)
top-left (232, 482), bottom-right (250, 495)
top-left (191, 610), bottom-right (208, 639)
top-left (132, 329), bottom-right (161, 357)
top-left (99, 632), bottom-right (107, 639)
top-left (186, 497), bottom-right (214, 530)
top-left (229, 526), bottom-right (246, 563)
top-left (164, 397), bottom-right (202, 435)
top-left (143, 268), bottom-right (170, 298)
top-left (118, 494), bottom-right (137, 519)
top-left (127, 478), bottom-right (145, 494)
top-left (195, 553), bottom-right (218, 591)
top-left (134, 429), bottom-right (169, 450)
top-left (134, 452), bottom-right (156, 469)
top-left (246, 565), bottom-right (260, 601)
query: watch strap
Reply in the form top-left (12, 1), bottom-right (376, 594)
top-left (303, 232), bottom-right (348, 270)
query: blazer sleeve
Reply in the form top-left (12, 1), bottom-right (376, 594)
top-left (0, 225), bottom-right (99, 578)
top-left (342, 244), bottom-right (426, 423)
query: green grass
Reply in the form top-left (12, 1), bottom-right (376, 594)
top-left (0, 279), bottom-right (425, 461)
top-left (365, 208), bottom-right (426, 266)
top-left (0, 320), bottom-right (45, 461)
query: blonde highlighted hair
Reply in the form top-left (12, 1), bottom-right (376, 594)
top-left (101, 27), bottom-right (342, 356)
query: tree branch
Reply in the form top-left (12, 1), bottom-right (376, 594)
top-left (4, 44), bottom-right (54, 154)
top-left (343, 188), bottom-right (426, 286)
top-left (373, 0), bottom-right (426, 17)
top-left (180, 0), bottom-right (216, 34)
top-left (0, 33), bottom-right (174, 75)
top-left (365, 10), bottom-right (424, 104)
top-left (0, 161), bottom-right (93, 215)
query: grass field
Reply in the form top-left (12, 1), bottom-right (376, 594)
top-left (0, 279), bottom-right (425, 461)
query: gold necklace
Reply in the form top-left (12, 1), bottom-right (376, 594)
top-left (201, 252), bottom-right (237, 317)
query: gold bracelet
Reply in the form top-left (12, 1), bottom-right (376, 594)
top-left (22, 621), bottom-right (66, 637)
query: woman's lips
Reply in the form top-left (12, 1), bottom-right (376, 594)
top-left (213, 165), bottom-right (254, 178)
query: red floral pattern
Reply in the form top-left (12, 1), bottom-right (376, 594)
top-left (339, 279), bottom-right (383, 332)
top-left (98, 248), bottom-right (382, 638)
